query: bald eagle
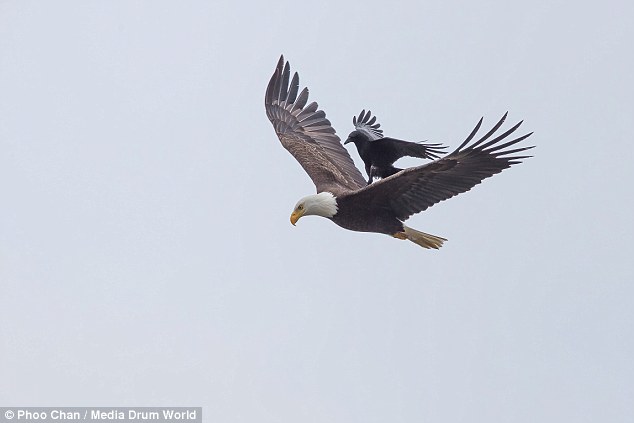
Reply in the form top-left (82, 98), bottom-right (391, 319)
top-left (344, 109), bottom-right (447, 184)
top-left (265, 56), bottom-right (533, 249)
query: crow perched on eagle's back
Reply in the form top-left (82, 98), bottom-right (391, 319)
top-left (344, 110), bottom-right (447, 184)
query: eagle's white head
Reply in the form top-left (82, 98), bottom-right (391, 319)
top-left (290, 192), bottom-right (338, 225)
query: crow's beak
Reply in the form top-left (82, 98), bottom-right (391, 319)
top-left (343, 138), bottom-right (351, 145)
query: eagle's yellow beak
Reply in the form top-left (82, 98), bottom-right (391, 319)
top-left (290, 209), bottom-right (304, 226)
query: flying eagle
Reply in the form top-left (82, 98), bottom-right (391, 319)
top-left (265, 56), bottom-right (533, 249)
top-left (344, 109), bottom-right (447, 184)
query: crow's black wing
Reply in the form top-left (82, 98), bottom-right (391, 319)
top-left (371, 137), bottom-right (447, 164)
top-left (352, 109), bottom-right (383, 140)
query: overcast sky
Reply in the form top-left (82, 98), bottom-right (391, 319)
top-left (1, 1), bottom-right (633, 422)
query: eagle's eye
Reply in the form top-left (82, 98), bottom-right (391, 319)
top-left (297, 205), bottom-right (303, 211)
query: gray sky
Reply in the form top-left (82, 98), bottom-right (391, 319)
top-left (1, 1), bottom-right (633, 422)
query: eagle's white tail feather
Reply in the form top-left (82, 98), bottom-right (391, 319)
top-left (403, 225), bottom-right (447, 249)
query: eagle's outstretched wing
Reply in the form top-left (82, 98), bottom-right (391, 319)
top-left (349, 113), bottom-right (534, 218)
top-left (265, 56), bottom-right (366, 194)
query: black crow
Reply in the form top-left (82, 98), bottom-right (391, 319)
top-left (344, 110), bottom-right (447, 184)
